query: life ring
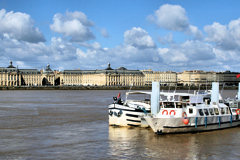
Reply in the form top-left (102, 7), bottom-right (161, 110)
top-left (236, 109), bottom-right (240, 115)
top-left (162, 110), bottom-right (168, 115)
top-left (182, 112), bottom-right (187, 118)
top-left (169, 110), bottom-right (176, 116)
top-left (109, 110), bottom-right (113, 116)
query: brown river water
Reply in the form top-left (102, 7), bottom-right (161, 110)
top-left (0, 90), bottom-right (239, 160)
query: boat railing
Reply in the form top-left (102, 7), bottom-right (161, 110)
top-left (126, 99), bottom-right (151, 105)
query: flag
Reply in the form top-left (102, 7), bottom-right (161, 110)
top-left (117, 93), bottom-right (121, 99)
top-left (237, 74), bottom-right (240, 79)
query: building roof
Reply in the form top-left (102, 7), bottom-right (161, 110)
top-left (19, 69), bottom-right (41, 74)
top-left (105, 63), bottom-right (113, 70)
top-left (7, 61), bottom-right (16, 68)
top-left (43, 64), bottom-right (54, 74)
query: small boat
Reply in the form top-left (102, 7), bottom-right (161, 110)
top-left (108, 91), bottom-right (151, 127)
top-left (108, 86), bottom-right (212, 127)
top-left (144, 82), bottom-right (240, 134)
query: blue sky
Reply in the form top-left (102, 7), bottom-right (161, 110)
top-left (1, 0), bottom-right (240, 72)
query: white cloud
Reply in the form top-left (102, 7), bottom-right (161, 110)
top-left (76, 48), bottom-right (87, 58)
top-left (0, 9), bottom-right (45, 43)
top-left (50, 11), bottom-right (95, 42)
top-left (148, 4), bottom-right (202, 39)
top-left (149, 4), bottom-right (188, 31)
top-left (2, 6), bottom-right (240, 72)
top-left (204, 19), bottom-right (240, 50)
top-left (158, 33), bottom-right (173, 44)
top-left (158, 40), bottom-right (215, 67)
top-left (124, 27), bottom-right (155, 48)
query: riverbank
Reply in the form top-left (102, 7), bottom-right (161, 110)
top-left (0, 85), bottom-right (238, 90)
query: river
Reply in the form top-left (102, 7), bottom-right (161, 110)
top-left (0, 90), bottom-right (239, 159)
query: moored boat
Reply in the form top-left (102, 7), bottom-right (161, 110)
top-left (108, 91), bottom-right (151, 127)
top-left (144, 82), bottom-right (240, 134)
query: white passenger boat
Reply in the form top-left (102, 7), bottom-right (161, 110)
top-left (144, 82), bottom-right (240, 134)
top-left (108, 87), bottom-right (212, 127)
top-left (108, 91), bottom-right (151, 127)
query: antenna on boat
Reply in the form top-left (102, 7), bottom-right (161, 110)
top-left (220, 82), bottom-right (225, 101)
top-left (174, 84), bottom-right (177, 93)
top-left (168, 84), bottom-right (170, 93)
top-left (220, 82), bottom-right (225, 95)
top-left (128, 83), bottom-right (133, 92)
top-left (126, 83), bottom-right (133, 101)
top-left (205, 80), bottom-right (208, 92)
top-left (198, 83), bottom-right (201, 93)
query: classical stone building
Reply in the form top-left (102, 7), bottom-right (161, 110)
top-left (177, 70), bottom-right (240, 86)
top-left (142, 69), bottom-right (177, 86)
top-left (0, 62), bottom-right (59, 87)
top-left (217, 71), bottom-right (240, 86)
top-left (0, 61), bottom-right (21, 86)
top-left (61, 63), bottom-right (145, 86)
top-left (177, 70), bottom-right (217, 86)
top-left (1, 62), bottom-right (240, 87)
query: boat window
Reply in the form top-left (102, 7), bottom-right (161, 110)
top-left (189, 108), bottom-right (193, 114)
top-left (232, 109), bottom-right (236, 113)
top-left (165, 102), bottom-right (175, 108)
top-left (181, 96), bottom-right (189, 102)
top-left (214, 108), bottom-right (219, 115)
top-left (233, 103), bottom-right (237, 107)
top-left (230, 103), bottom-right (235, 108)
top-left (160, 102), bottom-right (164, 108)
top-left (203, 98), bottom-right (211, 105)
top-left (176, 102), bottom-right (182, 108)
top-left (209, 108), bottom-right (215, 115)
top-left (220, 108), bottom-right (225, 114)
top-left (198, 109), bottom-right (204, 116)
top-left (182, 103), bottom-right (187, 108)
top-left (204, 109), bottom-right (209, 116)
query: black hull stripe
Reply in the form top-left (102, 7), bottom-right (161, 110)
top-left (126, 114), bottom-right (139, 118)
top-left (127, 124), bottom-right (140, 127)
top-left (109, 107), bottom-right (150, 113)
top-left (126, 119), bottom-right (141, 123)
top-left (163, 120), bottom-right (240, 128)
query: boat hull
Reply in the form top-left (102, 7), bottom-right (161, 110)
top-left (108, 104), bottom-right (149, 127)
top-left (144, 115), bottom-right (240, 134)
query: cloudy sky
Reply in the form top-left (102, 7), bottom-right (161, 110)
top-left (1, 0), bottom-right (240, 72)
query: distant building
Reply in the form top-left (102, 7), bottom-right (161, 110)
top-left (142, 69), bottom-right (177, 86)
top-left (0, 61), bottom-right (21, 86)
top-left (0, 62), bottom-right (59, 87)
top-left (177, 70), bottom-right (240, 86)
top-left (61, 63), bottom-right (145, 86)
top-left (0, 62), bottom-right (240, 87)
top-left (217, 71), bottom-right (240, 86)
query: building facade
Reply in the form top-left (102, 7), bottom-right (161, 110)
top-left (1, 62), bottom-right (240, 87)
top-left (142, 69), bottom-right (177, 86)
top-left (177, 70), bottom-right (217, 86)
top-left (177, 70), bottom-right (240, 86)
top-left (61, 64), bottom-right (145, 86)
top-left (0, 61), bottom-right (21, 86)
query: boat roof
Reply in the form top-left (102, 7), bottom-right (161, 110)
top-left (126, 91), bottom-right (151, 95)
top-left (160, 92), bottom-right (195, 97)
top-left (126, 91), bottom-right (196, 97)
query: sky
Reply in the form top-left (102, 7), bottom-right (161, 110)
top-left (1, 0), bottom-right (240, 72)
